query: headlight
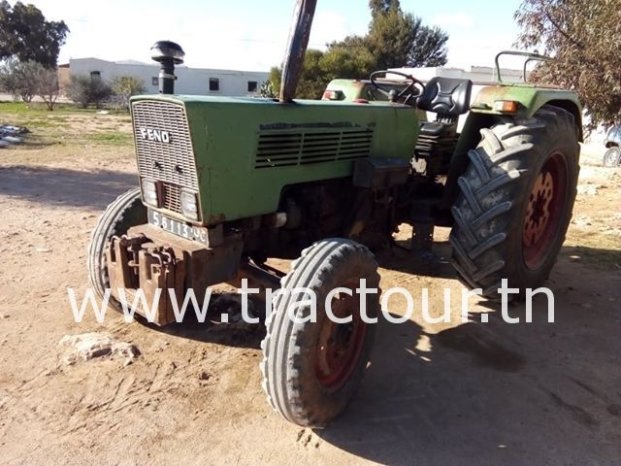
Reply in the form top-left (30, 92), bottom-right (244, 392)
top-left (142, 179), bottom-right (158, 207)
top-left (180, 189), bottom-right (198, 220)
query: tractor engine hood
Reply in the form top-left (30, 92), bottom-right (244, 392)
top-left (130, 94), bottom-right (419, 227)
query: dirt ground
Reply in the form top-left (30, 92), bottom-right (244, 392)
top-left (0, 107), bottom-right (620, 465)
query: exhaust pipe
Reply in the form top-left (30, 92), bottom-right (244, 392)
top-left (279, 0), bottom-right (317, 102)
top-left (150, 40), bottom-right (185, 95)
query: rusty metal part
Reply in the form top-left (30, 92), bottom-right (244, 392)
top-left (279, 0), bottom-right (317, 102)
top-left (227, 261), bottom-right (283, 304)
top-left (522, 152), bottom-right (567, 270)
top-left (106, 224), bottom-right (243, 325)
top-left (315, 279), bottom-right (367, 390)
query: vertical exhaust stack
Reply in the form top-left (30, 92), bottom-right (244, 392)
top-left (150, 40), bottom-right (185, 95)
top-left (279, 0), bottom-right (317, 102)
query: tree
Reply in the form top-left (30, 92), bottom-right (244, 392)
top-left (34, 66), bottom-right (59, 110)
top-left (68, 75), bottom-right (112, 109)
top-left (269, 44), bottom-right (377, 100)
top-left (0, 58), bottom-right (39, 102)
top-left (0, 1), bottom-right (69, 68)
top-left (0, 59), bottom-right (59, 109)
top-left (111, 76), bottom-right (145, 109)
top-left (407, 23), bottom-right (449, 68)
top-left (515, 0), bottom-right (621, 125)
top-left (367, 8), bottom-right (419, 70)
top-left (267, 1), bottom-right (448, 99)
top-left (369, 0), bottom-right (400, 16)
top-left (259, 80), bottom-right (276, 98)
top-left (269, 50), bottom-right (329, 99)
top-left (330, 1), bottom-right (448, 71)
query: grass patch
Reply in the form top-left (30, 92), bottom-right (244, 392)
top-left (564, 229), bottom-right (621, 270)
top-left (0, 101), bottom-right (93, 116)
top-left (84, 132), bottom-right (133, 146)
top-left (561, 245), bottom-right (621, 270)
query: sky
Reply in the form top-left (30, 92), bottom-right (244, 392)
top-left (25, 0), bottom-right (523, 71)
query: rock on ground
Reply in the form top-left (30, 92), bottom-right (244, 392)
top-left (57, 332), bottom-right (140, 366)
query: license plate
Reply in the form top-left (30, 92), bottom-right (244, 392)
top-left (148, 210), bottom-right (209, 244)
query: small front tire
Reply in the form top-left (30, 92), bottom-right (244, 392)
top-left (260, 238), bottom-right (380, 427)
top-left (87, 188), bottom-right (147, 301)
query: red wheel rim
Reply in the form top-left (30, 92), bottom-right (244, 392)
top-left (315, 282), bottom-right (367, 390)
top-left (522, 153), bottom-right (568, 269)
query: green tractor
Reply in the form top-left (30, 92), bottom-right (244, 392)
top-left (88, 1), bottom-right (581, 427)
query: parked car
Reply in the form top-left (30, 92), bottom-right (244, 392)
top-left (603, 125), bottom-right (621, 167)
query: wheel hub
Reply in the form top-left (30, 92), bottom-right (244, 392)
top-left (316, 286), bottom-right (366, 390)
top-left (522, 153), bottom-right (568, 269)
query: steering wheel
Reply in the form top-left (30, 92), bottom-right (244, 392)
top-left (369, 70), bottom-right (425, 105)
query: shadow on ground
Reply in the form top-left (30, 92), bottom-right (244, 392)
top-left (137, 294), bottom-right (267, 350)
top-left (0, 165), bottom-right (137, 210)
top-left (315, 260), bottom-right (621, 465)
top-left (378, 240), bottom-right (456, 280)
top-left (107, 235), bottom-right (620, 463)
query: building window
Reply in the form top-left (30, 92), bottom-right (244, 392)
top-left (90, 71), bottom-right (101, 81)
top-left (152, 77), bottom-right (159, 86)
top-left (209, 78), bottom-right (220, 92)
top-left (247, 81), bottom-right (258, 93)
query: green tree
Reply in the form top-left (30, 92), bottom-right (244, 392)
top-left (0, 59), bottom-right (59, 109)
top-left (267, 1), bottom-right (448, 99)
top-left (0, 1), bottom-right (69, 68)
top-left (369, 0), bottom-right (400, 16)
top-left (364, 0), bottom-right (448, 69)
top-left (366, 6), bottom-right (417, 69)
top-left (111, 76), bottom-right (145, 109)
top-left (407, 22), bottom-right (449, 68)
top-left (259, 80), bottom-right (277, 98)
top-left (68, 75), bottom-right (112, 109)
top-left (515, 0), bottom-right (621, 125)
top-left (269, 45), bottom-right (376, 100)
top-left (0, 58), bottom-right (39, 102)
top-left (270, 50), bottom-right (329, 99)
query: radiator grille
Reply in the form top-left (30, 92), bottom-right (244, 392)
top-left (132, 100), bottom-right (198, 190)
top-left (162, 182), bottom-right (182, 214)
top-left (255, 128), bottom-right (374, 169)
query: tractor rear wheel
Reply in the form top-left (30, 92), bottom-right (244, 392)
top-left (603, 147), bottom-right (620, 167)
top-left (87, 188), bottom-right (147, 302)
top-left (260, 238), bottom-right (379, 427)
top-left (450, 105), bottom-right (580, 299)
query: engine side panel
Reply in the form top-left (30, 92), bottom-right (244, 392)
top-left (131, 95), bottom-right (419, 226)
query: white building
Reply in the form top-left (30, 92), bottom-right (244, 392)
top-left (62, 58), bottom-right (269, 97)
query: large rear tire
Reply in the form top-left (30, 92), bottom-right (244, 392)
top-left (260, 238), bottom-right (379, 427)
top-left (450, 105), bottom-right (580, 298)
top-left (87, 188), bottom-right (147, 301)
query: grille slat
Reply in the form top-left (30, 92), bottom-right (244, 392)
top-left (255, 128), bottom-right (374, 169)
top-left (162, 183), bottom-right (182, 213)
top-left (132, 100), bottom-right (198, 189)
top-left (132, 100), bottom-right (198, 216)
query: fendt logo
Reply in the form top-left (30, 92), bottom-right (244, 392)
top-left (139, 127), bottom-right (171, 143)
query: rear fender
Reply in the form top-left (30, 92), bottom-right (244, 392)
top-left (440, 87), bottom-right (582, 213)
top-left (470, 85), bottom-right (583, 140)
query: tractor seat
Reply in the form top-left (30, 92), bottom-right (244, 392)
top-left (414, 78), bottom-right (473, 175)
top-left (417, 77), bottom-right (473, 118)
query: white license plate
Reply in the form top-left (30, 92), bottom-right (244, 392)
top-left (148, 210), bottom-right (209, 244)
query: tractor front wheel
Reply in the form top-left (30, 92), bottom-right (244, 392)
top-left (87, 188), bottom-right (147, 302)
top-left (260, 239), bottom-right (379, 427)
top-left (450, 105), bottom-right (580, 299)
